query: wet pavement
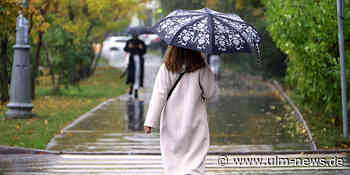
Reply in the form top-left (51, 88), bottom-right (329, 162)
top-left (1, 53), bottom-right (349, 174)
top-left (46, 53), bottom-right (312, 152)
top-left (47, 55), bottom-right (311, 153)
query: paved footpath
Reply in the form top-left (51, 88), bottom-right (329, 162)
top-left (1, 54), bottom-right (350, 174)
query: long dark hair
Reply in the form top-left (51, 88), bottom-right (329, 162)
top-left (164, 45), bottom-right (206, 73)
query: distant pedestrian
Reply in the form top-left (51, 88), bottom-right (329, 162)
top-left (207, 54), bottom-right (221, 80)
top-left (144, 46), bottom-right (218, 175)
top-left (124, 34), bottom-right (147, 98)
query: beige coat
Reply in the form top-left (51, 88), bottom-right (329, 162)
top-left (144, 64), bottom-right (218, 175)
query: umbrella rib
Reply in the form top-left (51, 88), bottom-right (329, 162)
top-left (169, 16), bottom-right (207, 46)
top-left (214, 17), bottom-right (252, 52)
top-left (207, 13), bottom-right (215, 54)
top-left (158, 14), bottom-right (202, 22)
top-left (154, 14), bottom-right (204, 37)
top-left (216, 15), bottom-right (262, 42)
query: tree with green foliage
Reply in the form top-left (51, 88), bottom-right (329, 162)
top-left (28, 0), bottom-right (144, 92)
top-left (264, 0), bottom-right (350, 120)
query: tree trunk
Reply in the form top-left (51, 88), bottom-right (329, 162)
top-left (31, 31), bottom-right (43, 99)
top-left (84, 23), bottom-right (95, 75)
top-left (44, 47), bottom-right (56, 90)
top-left (0, 35), bottom-right (10, 103)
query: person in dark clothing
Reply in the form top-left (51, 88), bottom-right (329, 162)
top-left (124, 34), bottom-right (147, 98)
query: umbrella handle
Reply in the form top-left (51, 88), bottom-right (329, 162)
top-left (255, 42), bottom-right (263, 65)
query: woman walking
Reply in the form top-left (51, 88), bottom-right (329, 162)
top-left (124, 34), bottom-right (146, 98)
top-left (144, 46), bottom-right (218, 175)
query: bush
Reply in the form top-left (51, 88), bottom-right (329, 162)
top-left (264, 0), bottom-right (350, 119)
top-left (43, 25), bottom-right (93, 90)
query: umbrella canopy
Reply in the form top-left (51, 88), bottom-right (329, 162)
top-left (151, 8), bottom-right (262, 62)
top-left (127, 26), bottom-right (154, 35)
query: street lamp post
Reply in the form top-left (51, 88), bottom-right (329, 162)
top-left (337, 0), bottom-right (348, 138)
top-left (5, 0), bottom-right (34, 119)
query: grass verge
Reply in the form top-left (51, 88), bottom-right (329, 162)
top-left (285, 88), bottom-right (350, 149)
top-left (0, 66), bottom-right (128, 149)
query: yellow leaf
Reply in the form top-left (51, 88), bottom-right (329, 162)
top-left (330, 118), bottom-right (336, 125)
top-left (275, 116), bottom-right (282, 121)
top-left (39, 22), bottom-right (50, 32)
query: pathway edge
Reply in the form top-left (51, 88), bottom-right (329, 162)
top-left (270, 80), bottom-right (317, 150)
top-left (45, 98), bottom-right (118, 150)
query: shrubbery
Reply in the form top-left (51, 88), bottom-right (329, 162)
top-left (264, 0), bottom-right (350, 119)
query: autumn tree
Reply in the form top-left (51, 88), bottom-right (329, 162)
top-left (0, 0), bottom-right (21, 103)
top-left (26, 0), bottom-right (56, 99)
top-left (17, 0), bottom-right (146, 93)
top-left (38, 0), bottom-right (145, 91)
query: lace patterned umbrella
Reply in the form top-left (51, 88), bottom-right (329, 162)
top-left (152, 8), bottom-right (262, 63)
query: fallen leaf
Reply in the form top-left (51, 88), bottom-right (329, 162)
top-left (275, 116), bottom-right (282, 121)
top-left (28, 130), bottom-right (33, 134)
top-left (330, 118), bottom-right (335, 125)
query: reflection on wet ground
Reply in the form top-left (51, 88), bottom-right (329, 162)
top-left (126, 99), bottom-right (144, 131)
top-left (46, 54), bottom-right (312, 153)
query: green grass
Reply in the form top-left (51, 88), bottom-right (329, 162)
top-left (0, 66), bottom-right (128, 149)
top-left (286, 89), bottom-right (350, 149)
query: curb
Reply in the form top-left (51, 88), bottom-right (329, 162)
top-left (270, 80), bottom-right (317, 150)
top-left (45, 98), bottom-right (118, 150)
top-left (0, 145), bottom-right (59, 155)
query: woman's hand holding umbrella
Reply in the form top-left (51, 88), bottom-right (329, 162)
top-left (144, 126), bottom-right (152, 134)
